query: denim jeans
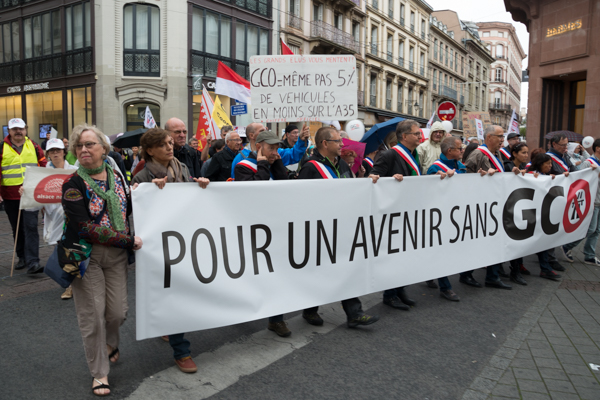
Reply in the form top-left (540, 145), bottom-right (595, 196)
top-left (563, 206), bottom-right (600, 260)
top-left (383, 287), bottom-right (405, 300)
top-left (485, 264), bottom-right (502, 281)
top-left (536, 250), bottom-right (554, 272)
top-left (305, 298), bottom-right (363, 319)
top-left (168, 333), bottom-right (191, 360)
top-left (4, 200), bottom-right (40, 267)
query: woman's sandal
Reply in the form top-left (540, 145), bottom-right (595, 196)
top-left (92, 378), bottom-right (110, 396)
top-left (108, 347), bottom-right (119, 363)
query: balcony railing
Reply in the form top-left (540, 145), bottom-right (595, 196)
top-left (408, 61), bottom-right (414, 71)
top-left (191, 50), bottom-right (250, 79)
top-left (421, 32), bottom-right (425, 40)
top-left (370, 95), bottom-right (377, 107)
top-left (433, 83), bottom-right (437, 90)
top-left (124, 49), bottom-right (160, 77)
top-left (420, 67), bottom-right (424, 76)
top-left (358, 90), bottom-right (364, 106)
top-left (496, 55), bottom-right (506, 60)
top-left (494, 78), bottom-right (505, 83)
top-left (400, 17), bottom-right (405, 27)
top-left (489, 102), bottom-right (511, 110)
top-left (371, 43), bottom-right (378, 55)
top-left (387, 52), bottom-right (393, 62)
top-left (389, 9), bottom-right (393, 18)
top-left (0, 0), bottom-right (33, 10)
top-left (0, 47), bottom-right (93, 84)
top-left (410, 24), bottom-right (415, 33)
top-left (311, 20), bottom-right (360, 53)
top-left (407, 104), bottom-right (413, 115)
top-left (372, 0), bottom-right (378, 9)
top-left (288, 14), bottom-right (301, 29)
top-left (439, 85), bottom-right (457, 100)
top-left (398, 57), bottom-right (404, 67)
top-left (397, 102), bottom-right (402, 112)
top-left (386, 99), bottom-right (392, 110)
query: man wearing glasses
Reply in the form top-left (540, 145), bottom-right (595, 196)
top-left (165, 117), bottom-right (202, 178)
top-left (205, 131), bottom-right (241, 181)
top-left (368, 119), bottom-right (449, 311)
top-left (547, 133), bottom-right (577, 174)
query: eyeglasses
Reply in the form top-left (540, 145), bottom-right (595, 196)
top-left (555, 142), bottom-right (568, 148)
top-left (229, 139), bottom-right (242, 142)
top-left (325, 139), bottom-right (343, 144)
top-left (170, 130), bottom-right (188, 135)
top-left (490, 134), bottom-right (504, 139)
top-left (75, 142), bottom-right (100, 150)
top-left (408, 132), bottom-right (422, 137)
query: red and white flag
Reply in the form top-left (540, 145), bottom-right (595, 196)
top-left (195, 85), bottom-right (219, 147)
top-left (281, 38), bottom-right (294, 55)
top-left (215, 61), bottom-right (251, 105)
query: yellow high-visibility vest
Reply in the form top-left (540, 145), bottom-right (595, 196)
top-left (1, 139), bottom-right (39, 186)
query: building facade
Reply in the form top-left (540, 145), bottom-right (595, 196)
top-left (0, 0), bottom-right (273, 144)
top-left (477, 21), bottom-right (526, 131)
top-left (505, 0), bottom-right (599, 149)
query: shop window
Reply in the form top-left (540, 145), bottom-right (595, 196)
top-left (125, 102), bottom-right (160, 132)
top-left (124, 3), bottom-right (160, 77)
top-left (67, 86), bottom-right (92, 134)
top-left (0, 95), bottom-right (22, 136)
top-left (26, 91), bottom-right (64, 143)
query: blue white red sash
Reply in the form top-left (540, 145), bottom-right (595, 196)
top-left (392, 145), bottom-right (421, 176)
top-left (432, 160), bottom-right (451, 172)
top-left (364, 157), bottom-right (374, 167)
top-left (499, 147), bottom-right (511, 159)
top-left (308, 160), bottom-right (338, 179)
top-left (546, 152), bottom-right (568, 172)
top-left (588, 157), bottom-right (600, 168)
top-left (477, 145), bottom-right (505, 172)
top-left (237, 159), bottom-right (257, 173)
top-left (525, 162), bottom-right (531, 168)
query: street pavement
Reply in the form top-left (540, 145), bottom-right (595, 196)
top-left (1, 210), bottom-right (599, 399)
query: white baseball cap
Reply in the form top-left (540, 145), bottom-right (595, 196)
top-left (8, 118), bottom-right (26, 129)
top-left (46, 138), bottom-right (65, 151)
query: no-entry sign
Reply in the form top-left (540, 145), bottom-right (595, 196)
top-left (437, 101), bottom-right (457, 121)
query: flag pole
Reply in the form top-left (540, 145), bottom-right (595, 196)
top-left (10, 209), bottom-right (21, 277)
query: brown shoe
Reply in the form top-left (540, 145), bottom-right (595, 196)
top-left (161, 335), bottom-right (169, 342)
top-left (61, 286), bottom-right (73, 300)
top-left (175, 356), bottom-right (197, 373)
top-left (268, 321), bottom-right (291, 337)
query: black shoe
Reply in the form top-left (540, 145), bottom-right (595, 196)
top-left (302, 312), bottom-right (324, 326)
top-left (267, 321), bottom-right (291, 337)
top-left (383, 296), bottom-right (410, 311)
top-left (520, 264), bottom-right (531, 275)
top-left (14, 258), bottom-right (26, 270)
top-left (347, 313), bottom-right (379, 328)
top-left (440, 290), bottom-right (460, 302)
top-left (397, 288), bottom-right (416, 306)
top-left (540, 270), bottom-right (562, 281)
top-left (26, 263), bottom-right (44, 274)
top-left (550, 262), bottom-right (565, 272)
top-left (498, 265), bottom-right (509, 278)
top-left (484, 279), bottom-right (513, 290)
top-left (425, 280), bottom-right (438, 289)
top-left (510, 273), bottom-right (528, 286)
top-left (459, 276), bottom-right (482, 288)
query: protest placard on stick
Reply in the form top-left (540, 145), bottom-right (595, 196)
top-left (250, 55), bottom-right (358, 123)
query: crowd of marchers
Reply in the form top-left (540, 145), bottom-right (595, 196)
top-left (1, 116), bottom-right (599, 397)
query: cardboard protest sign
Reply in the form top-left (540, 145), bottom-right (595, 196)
top-left (250, 55), bottom-right (358, 123)
top-left (462, 112), bottom-right (492, 138)
top-left (475, 119), bottom-right (485, 142)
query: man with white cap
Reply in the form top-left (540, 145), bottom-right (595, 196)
top-left (0, 118), bottom-right (47, 274)
top-left (416, 121), bottom-right (445, 174)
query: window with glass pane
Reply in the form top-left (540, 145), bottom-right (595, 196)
top-left (64, 2), bottom-right (92, 77)
top-left (398, 41), bottom-right (404, 66)
top-left (370, 73), bottom-right (377, 107)
top-left (0, 21), bottom-right (19, 64)
top-left (123, 3), bottom-right (160, 76)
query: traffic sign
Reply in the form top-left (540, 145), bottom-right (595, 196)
top-left (437, 101), bottom-right (457, 122)
top-left (231, 102), bottom-right (248, 116)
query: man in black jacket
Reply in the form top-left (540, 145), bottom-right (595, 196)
top-left (165, 118), bottom-right (202, 178)
top-left (206, 131), bottom-right (241, 181)
top-left (298, 126), bottom-right (379, 329)
top-left (369, 119), bottom-right (450, 310)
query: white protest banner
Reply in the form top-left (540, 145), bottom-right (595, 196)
top-left (475, 118), bottom-right (485, 142)
top-left (249, 55), bottom-right (357, 123)
top-left (20, 166), bottom-right (76, 209)
top-left (133, 170), bottom-right (597, 339)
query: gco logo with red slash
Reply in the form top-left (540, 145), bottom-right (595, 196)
top-left (563, 179), bottom-right (591, 233)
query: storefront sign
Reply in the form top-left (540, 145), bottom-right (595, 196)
top-left (546, 19), bottom-right (582, 38)
top-left (7, 86), bottom-right (21, 93)
top-left (6, 82), bottom-right (50, 94)
top-left (231, 103), bottom-right (248, 116)
top-left (192, 75), bottom-right (203, 95)
top-left (249, 55), bottom-right (357, 123)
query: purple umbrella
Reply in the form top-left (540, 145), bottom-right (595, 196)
top-left (544, 130), bottom-right (583, 142)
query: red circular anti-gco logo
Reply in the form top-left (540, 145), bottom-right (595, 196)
top-left (436, 101), bottom-right (457, 122)
top-left (563, 179), bottom-right (591, 233)
top-left (33, 174), bottom-right (70, 204)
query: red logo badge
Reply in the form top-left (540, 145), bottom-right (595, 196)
top-left (563, 179), bottom-right (591, 233)
top-left (33, 174), bottom-right (70, 204)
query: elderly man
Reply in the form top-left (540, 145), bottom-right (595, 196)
top-left (417, 121), bottom-right (445, 174)
top-left (463, 125), bottom-right (512, 290)
top-left (499, 132), bottom-right (520, 162)
top-left (369, 119), bottom-right (451, 310)
top-left (280, 125), bottom-right (299, 150)
top-left (298, 126), bottom-right (379, 328)
top-left (206, 131), bottom-right (241, 181)
top-left (230, 123), bottom-right (309, 178)
top-left (164, 117), bottom-right (202, 178)
top-left (426, 136), bottom-right (467, 301)
top-left (0, 118), bottom-right (46, 274)
top-left (201, 125), bottom-right (233, 162)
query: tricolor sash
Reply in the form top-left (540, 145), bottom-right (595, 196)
top-left (308, 160), bottom-right (338, 179)
top-left (364, 157), bottom-right (374, 167)
top-left (547, 152), bottom-right (569, 172)
top-left (525, 162), bottom-right (531, 168)
top-left (237, 159), bottom-right (257, 172)
top-left (499, 147), bottom-right (511, 159)
top-left (588, 157), bottom-right (600, 168)
top-left (432, 160), bottom-right (451, 172)
top-left (478, 145), bottom-right (505, 172)
top-left (392, 145), bottom-right (421, 176)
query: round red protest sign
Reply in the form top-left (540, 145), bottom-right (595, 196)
top-left (563, 179), bottom-right (591, 233)
top-left (33, 174), bottom-right (70, 204)
top-left (437, 101), bottom-right (457, 122)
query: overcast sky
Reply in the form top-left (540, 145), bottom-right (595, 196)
top-left (427, 0), bottom-right (529, 111)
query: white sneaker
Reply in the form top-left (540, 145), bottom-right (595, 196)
top-left (584, 257), bottom-right (600, 266)
top-left (561, 246), bottom-right (574, 262)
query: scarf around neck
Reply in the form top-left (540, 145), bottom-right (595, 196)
top-left (145, 158), bottom-right (186, 183)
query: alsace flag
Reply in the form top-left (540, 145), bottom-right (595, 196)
top-left (143, 106), bottom-right (157, 129)
top-left (215, 61), bottom-right (251, 105)
top-left (508, 109), bottom-right (519, 134)
top-left (281, 38), bottom-right (294, 55)
top-left (195, 85), bottom-right (219, 147)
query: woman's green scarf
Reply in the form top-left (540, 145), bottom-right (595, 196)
top-left (77, 162), bottom-right (126, 232)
